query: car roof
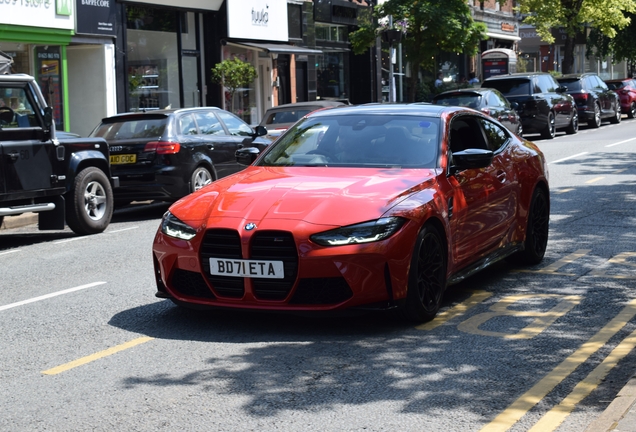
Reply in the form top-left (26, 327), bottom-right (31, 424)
top-left (483, 72), bottom-right (549, 80)
top-left (264, 101), bottom-right (346, 111)
top-left (99, 106), bottom-right (225, 122)
top-left (306, 103), bottom-right (449, 118)
top-left (0, 73), bottom-right (36, 83)
top-left (435, 88), bottom-right (490, 96)
top-left (558, 73), bottom-right (599, 79)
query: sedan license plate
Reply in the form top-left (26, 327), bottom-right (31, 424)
top-left (110, 154), bottom-right (137, 165)
top-left (209, 258), bottom-right (284, 279)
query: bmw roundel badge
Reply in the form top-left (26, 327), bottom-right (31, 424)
top-left (244, 223), bottom-right (257, 231)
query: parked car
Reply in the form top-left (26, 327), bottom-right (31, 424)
top-left (557, 73), bottom-right (622, 128)
top-left (152, 103), bottom-right (550, 323)
top-left (89, 107), bottom-right (270, 204)
top-left (605, 78), bottom-right (636, 119)
top-left (432, 87), bottom-right (523, 136)
top-left (258, 100), bottom-right (346, 140)
top-left (482, 72), bottom-right (578, 139)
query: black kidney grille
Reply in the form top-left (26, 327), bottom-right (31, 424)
top-left (200, 229), bottom-right (245, 298)
top-left (250, 231), bottom-right (298, 300)
top-left (289, 278), bottom-right (353, 305)
top-left (171, 269), bottom-right (216, 299)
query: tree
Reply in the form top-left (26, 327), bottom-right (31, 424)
top-left (211, 57), bottom-right (258, 113)
top-left (587, 12), bottom-right (636, 76)
top-left (349, 0), bottom-right (487, 102)
top-left (517, 0), bottom-right (636, 74)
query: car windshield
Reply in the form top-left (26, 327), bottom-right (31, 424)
top-left (486, 78), bottom-right (531, 96)
top-left (259, 114), bottom-right (440, 168)
top-left (558, 79), bottom-right (582, 91)
top-left (265, 109), bottom-right (313, 125)
top-left (433, 93), bottom-right (481, 109)
top-left (91, 117), bottom-right (167, 140)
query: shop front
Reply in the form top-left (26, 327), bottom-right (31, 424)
top-left (0, 1), bottom-right (74, 131)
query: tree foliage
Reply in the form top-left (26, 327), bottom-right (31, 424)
top-left (349, 0), bottom-right (487, 101)
top-left (587, 12), bottom-right (636, 73)
top-left (211, 57), bottom-right (258, 112)
top-left (517, 0), bottom-right (636, 73)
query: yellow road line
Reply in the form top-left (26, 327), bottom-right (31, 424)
top-left (523, 249), bottom-right (591, 274)
top-left (479, 299), bottom-right (636, 432)
top-left (585, 176), bottom-right (604, 184)
top-left (42, 336), bottom-right (154, 375)
top-left (528, 330), bottom-right (636, 432)
top-left (416, 290), bottom-right (492, 331)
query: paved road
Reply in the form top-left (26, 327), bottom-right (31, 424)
top-left (1, 118), bottom-right (635, 431)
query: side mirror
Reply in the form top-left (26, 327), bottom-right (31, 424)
top-left (43, 106), bottom-right (53, 133)
top-left (450, 148), bottom-right (494, 174)
top-left (510, 101), bottom-right (519, 110)
top-left (236, 146), bottom-right (261, 166)
top-left (252, 125), bottom-right (267, 137)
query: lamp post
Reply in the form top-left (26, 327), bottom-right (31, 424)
top-left (382, 16), bottom-right (403, 103)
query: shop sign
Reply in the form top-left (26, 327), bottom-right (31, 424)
top-left (1, 0), bottom-right (74, 30)
top-left (75, 0), bottom-right (116, 36)
top-left (501, 22), bottom-right (516, 32)
top-left (227, 0), bottom-right (288, 42)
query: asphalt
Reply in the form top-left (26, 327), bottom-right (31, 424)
top-left (1, 213), bottom-right (636, 431)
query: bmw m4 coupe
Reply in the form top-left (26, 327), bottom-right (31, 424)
top-left (152, 104), bottom-right (550, 322)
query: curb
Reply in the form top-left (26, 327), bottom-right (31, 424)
top-left (0, 212), bottom-right (38, 230)
top-left (585, 376), bottom-right (636, 432)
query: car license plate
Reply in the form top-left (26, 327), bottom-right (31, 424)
top-left (110, 154), bottom-right (137, 164)
top-left (209, 258), bottom-right (284, 279)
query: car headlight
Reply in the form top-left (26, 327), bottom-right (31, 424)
top-left (310, 217), bottom-right (406, 246)
top-left (161, 211), bottom-right (196, 240)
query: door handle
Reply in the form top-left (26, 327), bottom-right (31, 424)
top-left (207, 145), bottom-right (214, 150)
top-left (8, 152), bottom-right (19, 161)
top-left (496, 171), bottom-right (506, 183)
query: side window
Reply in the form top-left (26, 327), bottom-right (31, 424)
top-left (538, 75), bottom-right (557, 93)
top-left (487, 92), bottom-right (503, 107)
top-left (479, 118), bottom-right (509, 152)
top-left (533, 77), bottom-right (542, 94)
top-left (584, 76), bottom-right (596, 90)
top-left (193, 111), bottom-right (225, 135)
top-left (216, 111), bottom-right (253, 136)
top-left (596, 77), bottom-right (609, 90)
top-left (178, 114), bottom-right (198, 135)
top-left (450, 116), bottom-right (489, 152)
top-left (0, 86), bottom-right (39, 129)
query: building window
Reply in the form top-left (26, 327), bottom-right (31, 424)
top-left (288, 4), bottom-right (302, 40)
top-left (317, 52), bottom-right (345, 99)
top-left (315, 23), bottom-right (348, 42)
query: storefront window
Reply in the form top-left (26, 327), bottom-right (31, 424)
top-left (35, 46), bottom-right (64, 131)
top-left (221, 46), bottom-right (257, 124)
top-left (317, 52), bottom-right (345, 99)
top-left (126, 6), bottom-right (179, 111)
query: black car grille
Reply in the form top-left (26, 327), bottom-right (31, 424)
top-left (250, 231), bottom-right (298, 300)
top-left (289, 278), bottom-right (353, 305)
top-left (200, 229), bottom-right (245, 298)
top-left (171, 269), bottom-right (215, 299)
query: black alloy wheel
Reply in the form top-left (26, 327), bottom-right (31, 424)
top-left (541, 112), bottom-right (556, 139)
top-left (509, 187), bottom-right (550, 265)
top-left (629, 102), bottom-right (636, 119)
top-left (589, 103), bottom-right (602, 128)
top-left (566, 109), bottom-right (579, 134)
top-left (402, 224), bottom-right (447, 322)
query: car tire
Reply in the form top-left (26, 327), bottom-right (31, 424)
top-left (190, 166), bottom-right (213, 193)
top-left (65, 167), bottom-right (114, 235)
top-left (610, 103), bottom-right (622, 124)
top-left (565, 109), bottom-right (579, 134)
top-left (401, 224), bottom-right (447, 323)
top-left (588, 103), bottom-right (602, 128)
top-left (509, 187), bottom-right (549, 265)
top-left (540, 112), bottom-right (556, 139)
top-left (629, 102), bottom-right (636, 119)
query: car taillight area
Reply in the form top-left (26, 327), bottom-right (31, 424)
top-left (572, 93), bottom-right (590, 107)
top-left (144, 141), bottom-right (181, 154)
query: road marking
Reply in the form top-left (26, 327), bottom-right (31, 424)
top-left (553, 188), bottom-right (574, 194)
top-left (605, 137), bottom-right (636, 148)
top-left (54, 237), bottom-right (89, 244)
top-left (514, 249), bottom-right (591, 276)
top-left (416, 290), bottom-right (492, 331)
top-left (0, 249), bottom-right (21, 256)
top-left (528, 330), bottom-right (636, 432)
top-left (589, 252), bottom-right (636, 279)
top-left (549, 152), bottom-right (588, 165)
top-left (41, 336), bottom-right (154, 375)
top-left (0, 282), bottom-right (106, 312)
top-left (585, 176), bottom-right (604, 184)
top-left (458, 294), bottom-right (581, 339)
top-left (614, 168), bottom-right (627, 174)
top-left (479, 299), bottom-right (636, 432)
top-left (108, 226), bottom-right (139, 233)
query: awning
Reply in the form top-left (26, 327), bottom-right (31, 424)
top-left (225, 41), bottom-right (323, 55)
top-left (486, 32), bottom-right (521, 42)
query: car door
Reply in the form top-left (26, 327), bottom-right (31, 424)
top-left (542, 75), bottom-right (570, 127)
top-left (0, 85), bottom-right (58, 195)
top-left (594, 76), bottom-right (616, 115)
top-left (192, 110), bottom-right (240, 179)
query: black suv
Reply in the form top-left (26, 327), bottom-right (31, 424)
top-left (0, 74), bottom-right (116, 234)
top-left (482, 72), bottom-right (578, 139)
top-left (557, 73), bottom-right (622, 128)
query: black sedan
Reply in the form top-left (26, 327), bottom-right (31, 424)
top-left (432, 88), bottom-right (523, 136)
top-left (557, 73), bottom-right (622, 128)
top-left (89, 107), bottom-right (270, 204)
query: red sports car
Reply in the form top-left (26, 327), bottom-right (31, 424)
top-left (152, 104), bottom-right (549, 322)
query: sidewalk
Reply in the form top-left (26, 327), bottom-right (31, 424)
top-left (585, 376), bottom-right (636, 431)
top-left (0, 212), bottom-right (38, 230)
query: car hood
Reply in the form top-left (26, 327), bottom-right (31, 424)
top-left (169, 167), bottom-right (439, 228)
